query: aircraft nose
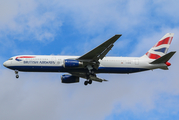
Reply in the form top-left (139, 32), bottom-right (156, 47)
top-left (3, 61), bottom-right (8, 67)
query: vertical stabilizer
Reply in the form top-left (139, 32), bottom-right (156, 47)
top-left (142, 33), bottom-right (174, 59)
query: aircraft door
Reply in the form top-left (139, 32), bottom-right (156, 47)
top-left (134, 59), bottom-right (139, 65)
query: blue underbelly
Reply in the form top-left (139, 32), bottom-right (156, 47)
top-left (7, 66), bottom-right (149, 73)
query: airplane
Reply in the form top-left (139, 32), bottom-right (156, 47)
top-left (3, 33), bottom-right (176, 85)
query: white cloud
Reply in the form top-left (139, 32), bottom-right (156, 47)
top-left (153, 0), bottom-right (179, 20)
top-left (0, 0), bottom-right (178, 43)
top-left (52, 0), bottom-right (149, 34)
top-left (0, 0), bottom-right (62, 42)
top-left (0, 0), bottom-right (150, 43)
top-left (0, 0), bottom-right (37, 30)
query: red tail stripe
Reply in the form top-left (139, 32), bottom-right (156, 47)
top-left (155, 37), bottom-right (170, 47)
top-left (146, 52), bottom-right (161, 59)
top-left (168, 37), bottom-right (173, 45)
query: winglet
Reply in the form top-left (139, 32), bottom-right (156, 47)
top-left (150, 51), bottom-right (176, 64)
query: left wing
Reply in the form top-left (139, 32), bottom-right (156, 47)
top-left (70, 72), bottom-right (107, 82)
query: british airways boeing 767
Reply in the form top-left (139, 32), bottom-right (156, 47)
top-left (3, 33), bottom-right (176, 85)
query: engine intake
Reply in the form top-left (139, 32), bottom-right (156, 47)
top-left (61, 74), bottom-right (79, 83)
top-left (63, 59), bottom-right (83, 68)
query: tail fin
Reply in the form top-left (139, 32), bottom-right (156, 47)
top-left (142, 33), bottom-right (174, 59)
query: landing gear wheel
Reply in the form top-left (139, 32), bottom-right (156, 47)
top-left (16, 75), bottom-right (19, 79)
top-left (88, 80), bottom-right (92, 84)
top-left (84, 81), bottom-right (88, 86)
top-left (15, 70), bottom-right (19, 79)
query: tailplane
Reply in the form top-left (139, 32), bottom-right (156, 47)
top-left (150, 51), bottom-right (176, 64)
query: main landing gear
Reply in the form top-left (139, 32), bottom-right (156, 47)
top-left (15, 70), bottom-right (19, 79)
top-left (84, 80), bottom-right (92, 86)
top-left (84, 65), bottom-right (96, 86)
top-left (84, 71), bottom-right (95, 86)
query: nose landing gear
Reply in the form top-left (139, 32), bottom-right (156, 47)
top-left (15, 70), bottom-right (19, 79)
top-left (16, 75), bottom-right (19, 79)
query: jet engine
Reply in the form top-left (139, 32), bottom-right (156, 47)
top-left (63, 59), bottom-right (83, 68)
top-left (61, 74), bottom-right (79, 83)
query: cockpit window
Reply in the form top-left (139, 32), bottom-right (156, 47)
top-left (8, 58), bottom-right (13, 60)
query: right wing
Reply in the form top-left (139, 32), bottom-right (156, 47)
top-left (78, 34), bottom-right (122, 62)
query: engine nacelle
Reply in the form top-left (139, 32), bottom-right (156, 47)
top-left (63, 59), bottom-right (83, 68)
top-left (61, 74), bottom-right (79, 83)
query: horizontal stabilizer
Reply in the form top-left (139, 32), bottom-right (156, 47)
top-left (150, 51), bottom-right (176, 64)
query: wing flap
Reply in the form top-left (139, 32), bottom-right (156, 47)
top-left (97, 44), bottom-right (114, 60)
top-left (70, 72), bottom-right (108, 82)
top-left (89, 75), bottom-right (108, 82)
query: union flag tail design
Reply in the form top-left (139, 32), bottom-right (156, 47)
top-left (143, 33), bottom-right (174, 59)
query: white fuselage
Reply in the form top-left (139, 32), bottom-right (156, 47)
top-left (3, 55), bottom-right (167, 74)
